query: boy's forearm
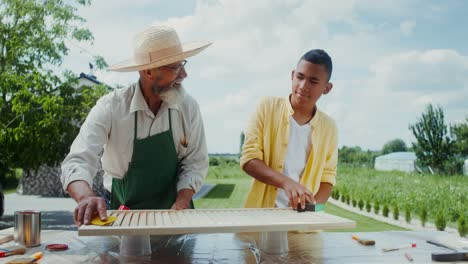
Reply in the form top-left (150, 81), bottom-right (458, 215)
top-left (243, 159), bottom-right (288, 188)
top-left (314, 182), bottom-right (333, 203)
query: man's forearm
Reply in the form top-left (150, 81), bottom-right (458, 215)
top-left (314, 182), bottom-right (333, 204)
top-left (242, 159), bottom-right (288, 188)
top-left (67, 180), bottom-right (96, 203)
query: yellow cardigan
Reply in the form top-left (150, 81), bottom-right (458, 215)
top-left (240, 96), bottom-right (338, 208)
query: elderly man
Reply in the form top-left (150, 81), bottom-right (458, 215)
top-left (61, 25), bottom-right (211, 227)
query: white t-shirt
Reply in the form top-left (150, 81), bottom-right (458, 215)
top-left (275, 116), bottom-right (312, 208)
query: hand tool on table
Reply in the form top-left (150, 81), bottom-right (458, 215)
top-left (432, 252), bottom-right (468, 262)
top-left (0, 234), bottom-right (14, 245)
top-left (352, 234), bottom-right (375, 246)
top-left (382, 243), bottom-right (416, 252)
top-left (5, 251), bottom-right (43, 264)
top-left (427, 239), bottom-right (468, 262)
top-left (0, 245), bottom-right (26, 258)
top-left (404, 252), bottom-right (413, 262)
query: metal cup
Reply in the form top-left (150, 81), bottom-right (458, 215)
top-left (14, 210), bottom-right (41, 247)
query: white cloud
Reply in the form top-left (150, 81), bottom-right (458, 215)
top-left (59, 0), bottom-right (467, 153)
top-left (370, 49), bottom-right (468, 93)
top-left (400, 20), bottom-right (416, 36)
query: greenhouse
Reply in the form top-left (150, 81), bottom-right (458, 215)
top-left (374, 152), bottom-right (417, 173)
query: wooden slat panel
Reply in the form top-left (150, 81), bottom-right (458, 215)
top-left (120, 212), bottom-right (131, 227)
top-left (79, 208), bottom-right (355, 236)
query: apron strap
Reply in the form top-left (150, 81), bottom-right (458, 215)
top-left (133, 86), bottom-right (138, 142)
top-left (134, 112), bottom-right (138, 141)
top-left (168, 108), bottom-right (172, 131)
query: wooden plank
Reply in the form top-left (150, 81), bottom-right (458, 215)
top-left (79, 208), bottom-right (355, 236)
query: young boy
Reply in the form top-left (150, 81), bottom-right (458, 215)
top-left (240, 49), bottom-right (337, 210)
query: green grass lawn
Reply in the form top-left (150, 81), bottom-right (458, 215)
top-left (324, 203), bottom-right (406, 232)
top-left (194, 162), bottom-right (406, 232)
top-left (194, 177), bottom-right (251, 208)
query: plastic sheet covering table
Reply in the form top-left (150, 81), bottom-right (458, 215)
top-left (78, 208), bottom-right (355, 236)
top-left (1, 228), bottom-right (467, 263)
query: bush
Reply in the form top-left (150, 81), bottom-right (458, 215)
top-left (393, 203), bottom-right (399, 220)
top-left (405, 204), bottom-right (411, 223)
top-left (346, 195), bottom-right (351, 205)
top-left (447, 207), bottom-right (460, 223)
top-left (383, 204), bottom-right (389, 217)
top-left (420, 207), bottom-right (428, 227)
top-left (458, 215), bottom-right (467, 237)
top-left (373, 200), bottom-right (380, 215)
top-left (435, 210), bottom-right (446, 231)
top-left (341, 193), bottom-right (346, 203)
top-left (365, 201), bottom-right (371, 213)
top-left (209, 157), bottom-right (220, 166)
top-left (358, 200), bottom-right (364, 210)
top-left (352, 199), bottom-right (357, 207)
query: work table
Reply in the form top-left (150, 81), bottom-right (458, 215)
top-left (0, 228), bottom-right (466, 263)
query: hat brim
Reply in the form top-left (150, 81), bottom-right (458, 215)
top-left (108, 41), bottom-right (212, 72)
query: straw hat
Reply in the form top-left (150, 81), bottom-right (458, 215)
top-left (109, 25), bottom-right (211, 72)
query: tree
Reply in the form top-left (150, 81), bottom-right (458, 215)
top-left (239, 131), bottom-right (245, 154)
top-left (338, 146), bottom-right (378, 166)
top-left (0, 0), bottom-right (107, 182)
top-left (451, 117), bottom-right (468, 156)
top-left (382, 138), bottom-right (407, 154)
top-left (409, 104), bottom-right (459, 174)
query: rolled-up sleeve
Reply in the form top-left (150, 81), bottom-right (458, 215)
top-left (321, 121), bottom-right (338, 186)
top-left (240, 98), bottom-right (266, 169)
top-left (176, 101), bottom-right (208, 193)
top-left (61, 96), bottom-right (111, 191)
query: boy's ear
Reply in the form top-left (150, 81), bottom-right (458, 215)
top-left (323, 83), bottom-right (333, 95)
top-left (291, 70), bottom-right (295, 80)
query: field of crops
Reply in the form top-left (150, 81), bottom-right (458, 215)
top-left (333, 165), bottom-right (468, 236)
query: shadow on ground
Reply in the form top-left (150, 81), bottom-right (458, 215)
top-left (0, 211), bottom-right (76, 231)
top-left (204, 184), bottom-right (235, 199)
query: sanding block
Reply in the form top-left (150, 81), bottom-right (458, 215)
top-left (297, 203), bottom-right (324, 212)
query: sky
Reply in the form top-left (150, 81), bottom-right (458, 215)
top-left (62, 0), bottom-right (468, 154)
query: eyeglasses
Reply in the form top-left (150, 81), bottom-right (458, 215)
top-left (160, 60), bottom-right (187, 74)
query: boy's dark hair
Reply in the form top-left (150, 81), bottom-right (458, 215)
top-left (299, 49), bottom-right (333, 81)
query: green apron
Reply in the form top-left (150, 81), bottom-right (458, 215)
top-left (110, 106), bottom-right (194, 210)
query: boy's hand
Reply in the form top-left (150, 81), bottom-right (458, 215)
top-left (281, 178), bottom-right (314, 210)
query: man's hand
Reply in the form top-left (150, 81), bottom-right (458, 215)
top-left (74, 196), bottom-right (107, 227)
top-left (66, 180), bottom-right (107, 227)
top-left (170, 188), bottom-right (195, 210)
top-left (280, 177), bottom-right (315, 210)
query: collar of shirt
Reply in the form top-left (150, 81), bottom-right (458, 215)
top-left (129, 82), bottom-right (180, 117)
top-left (285, 95), bottom-right (322, 129)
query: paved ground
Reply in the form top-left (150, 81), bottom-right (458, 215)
top-left (0, 193), bottom-right (77, 230)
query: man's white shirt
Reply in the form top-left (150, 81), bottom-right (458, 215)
top-left (61, 82), bottom-right (208, 193)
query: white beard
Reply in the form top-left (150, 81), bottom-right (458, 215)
top-left (151, 74), bottom-right (187, 105)
top-left (159, 85), bottom-right (186, 105)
